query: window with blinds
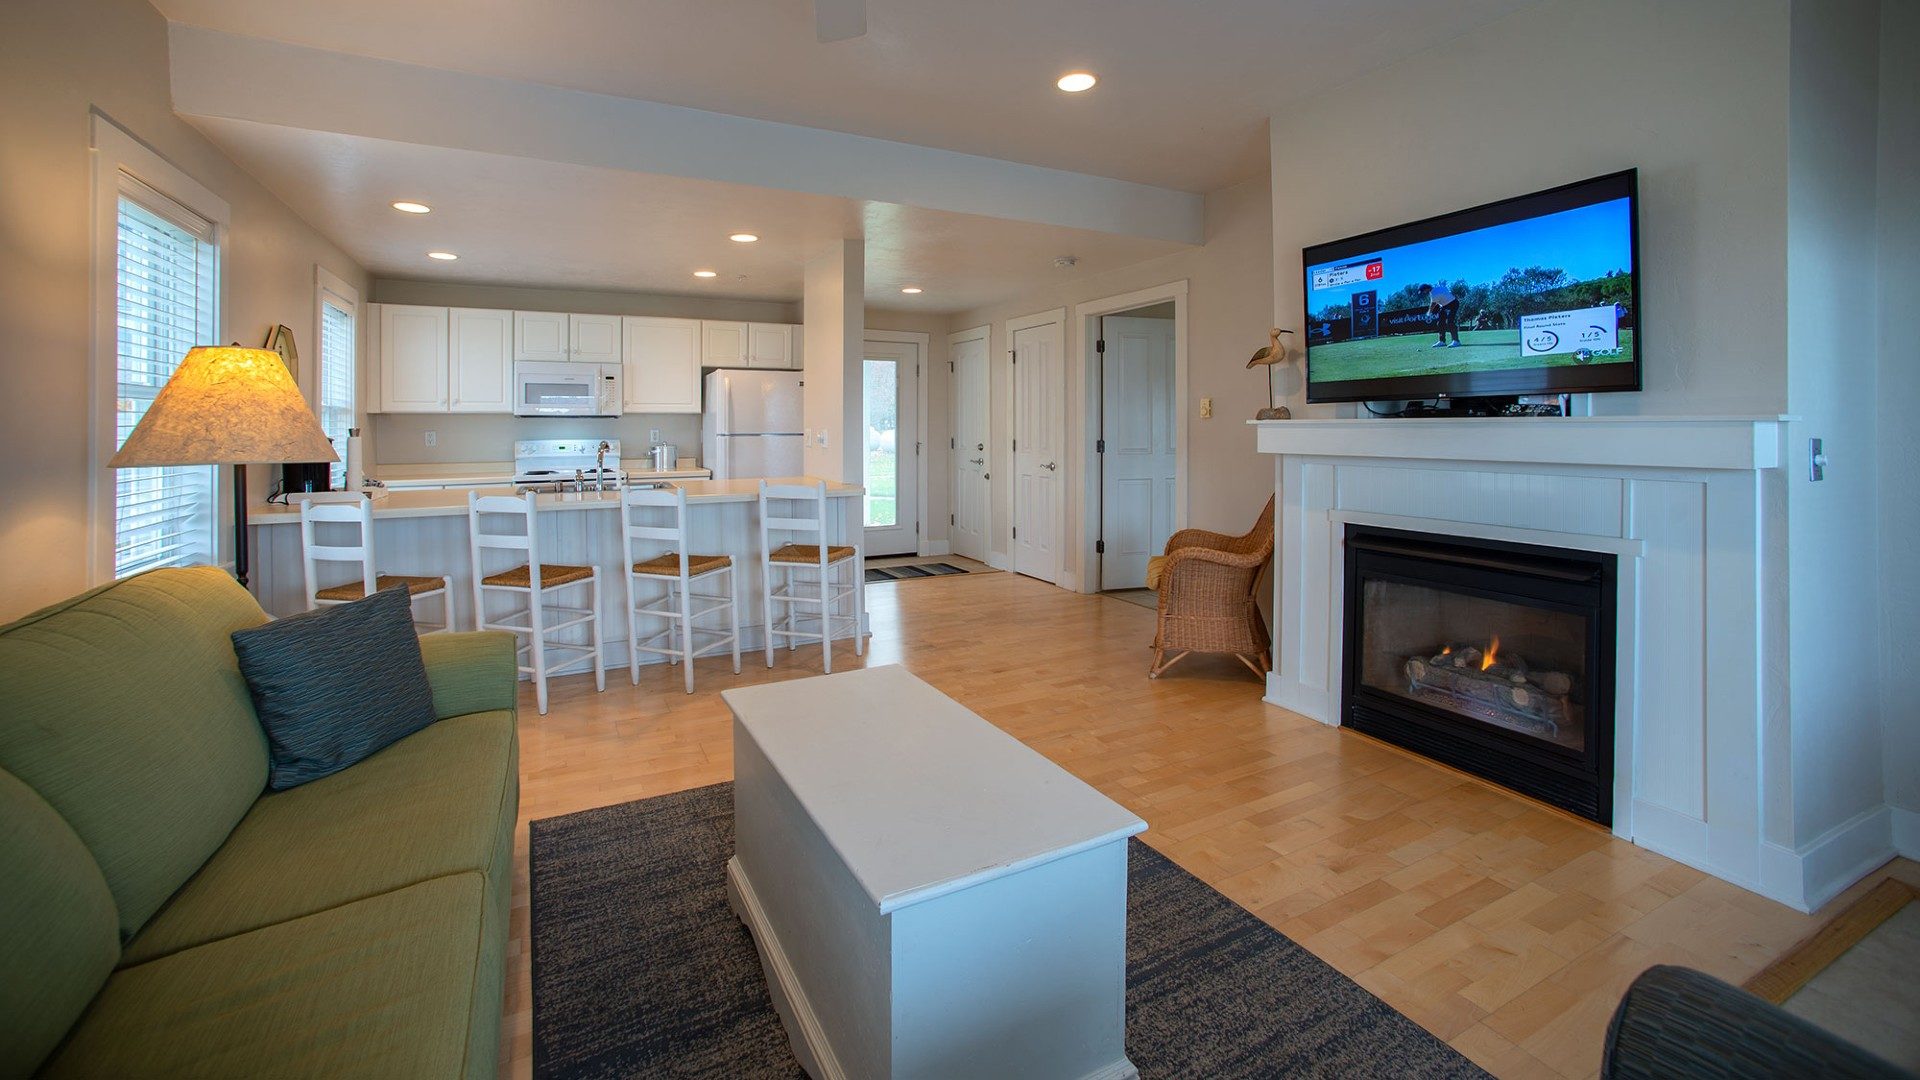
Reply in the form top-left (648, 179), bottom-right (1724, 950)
top-left (318, 294), bottom-right (355, 487)
top-left (115, 180), bottom-right (217, 578)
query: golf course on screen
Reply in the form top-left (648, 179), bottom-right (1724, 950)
top-left (1307, 327), bottom-right (1637, 383)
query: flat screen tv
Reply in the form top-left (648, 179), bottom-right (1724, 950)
top-left (1303, 170), bottom-right (1640, 404)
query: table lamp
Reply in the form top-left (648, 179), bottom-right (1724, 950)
top-left (109, 345), bottom-right (338, 589)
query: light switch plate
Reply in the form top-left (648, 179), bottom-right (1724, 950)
top-left (1200, 397), bottom-right (1214, 419)
top-left (424, 430), bottom-right (437, 448)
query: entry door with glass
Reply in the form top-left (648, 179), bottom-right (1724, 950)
top-left (862, 339), bottom-right (920, 556)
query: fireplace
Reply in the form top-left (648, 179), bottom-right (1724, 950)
top-left (1342, 525), bottom-right (1615, 824)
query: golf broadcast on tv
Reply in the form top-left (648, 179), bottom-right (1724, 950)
top-left (1304, 193), bottom-right (1637, 392)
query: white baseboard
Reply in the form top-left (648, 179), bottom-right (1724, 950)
top-left (727, 856), bottom-right (847, 1080)
top-left (1758, 805), bottom-right (1896, 913)
top-left (1895, 806), bottom-right (1920, 860)
top-left (1077, 1058), bottom-right (1141, 1080)
top-left (987, 550), bottom-right (1012, 571)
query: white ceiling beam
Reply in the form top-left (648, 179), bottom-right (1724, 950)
top-left (168, 25), bottom-right (1203, 245)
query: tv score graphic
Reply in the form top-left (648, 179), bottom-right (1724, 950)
top-left (1312, 258), bottom-right (1384, 291)
top-left (1519, 304), bottom-right (1620, 360)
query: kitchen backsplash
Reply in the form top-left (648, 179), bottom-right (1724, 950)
top-left (372, 413), bottom-right (704, 466)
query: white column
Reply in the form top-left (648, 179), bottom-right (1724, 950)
top-left (803, 240), bottom-right (864, 481)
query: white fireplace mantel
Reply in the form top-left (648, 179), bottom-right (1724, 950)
top-left (1254, 414), bottom-right (1825, 908)
top-left (1252, 415), bottom-right (1789, 472)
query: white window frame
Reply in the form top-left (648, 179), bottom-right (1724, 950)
top-left (314, 266), bottom-right (360, 488)
top-left (90, 113), bottom-right (231, 585)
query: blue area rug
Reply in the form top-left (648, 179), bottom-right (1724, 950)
top-left (530, 782), bottom-right (1488, 1079)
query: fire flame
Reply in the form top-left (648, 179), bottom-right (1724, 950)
top-left (1480, 635), bottom-right (1500, 671)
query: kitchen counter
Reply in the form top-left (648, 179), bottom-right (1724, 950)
top-left (374, 464), bottom-right (712, 490)
top-left (245, 476), bottom-right (870, 667)
top-left (251, 476), bottom-right (860, 523)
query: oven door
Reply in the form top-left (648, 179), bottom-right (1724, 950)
top-left (514, 362), bottom-right (599, 417)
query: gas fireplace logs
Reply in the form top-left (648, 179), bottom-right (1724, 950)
top-left (1402, 639), bottom-right (1573, 738)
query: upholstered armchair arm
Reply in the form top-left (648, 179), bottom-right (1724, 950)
top-left (1601, 965), bottom-right (1908, 1079)
top-left (419, 631), bottom-right (520, 720)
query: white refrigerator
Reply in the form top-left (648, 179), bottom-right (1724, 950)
top-left (702, 369), bottom-right (804, 479)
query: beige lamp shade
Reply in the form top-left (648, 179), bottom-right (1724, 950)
top-left (109, 346), bottom-right (339, 467)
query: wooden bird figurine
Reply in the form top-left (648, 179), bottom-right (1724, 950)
top-left (1245, 327), bottom-right (1291, 368)
top-left (1247, 328), bottom-right (1295, 419)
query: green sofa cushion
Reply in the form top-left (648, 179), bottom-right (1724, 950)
top-left (0, 567), bottom-right (270, 942)
top-left (122, 710), bottom-right (517, 966)
top-left (40, 874), bottom-right (498, 1080)
top-left (0, 769), bottom-right (121, 1077)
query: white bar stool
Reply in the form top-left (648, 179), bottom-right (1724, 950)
top-left (467, 490), bottom-right (604, 715)
top-left (298, 491), bottom-right (453, 634)
top-left (759, 479), bottom-right (866, 673)
top-left (620, 484), bottom-right (741, 693)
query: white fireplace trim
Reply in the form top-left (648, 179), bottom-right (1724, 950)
top-left (1254, 417), bottom-right (1803, 907)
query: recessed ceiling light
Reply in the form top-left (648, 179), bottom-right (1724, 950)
top-left (729, 233), bottom-right (760, 243)
top-left (693, 269), bottom-right (718, 278)
top-left (901, 286), bottom-right (923, 294)
top-left (1056, 71), bottom-right (1097, 93)
top-left (391, 201), bottom-right (432, 214)
top-left (426, 251), bottom-right (458, 260)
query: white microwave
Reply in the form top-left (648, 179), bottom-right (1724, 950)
top-left (513, 361), bottom-right (622, 418)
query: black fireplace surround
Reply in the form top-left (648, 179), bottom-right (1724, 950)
top-left (1342, 525), bottom-right (1616, 825)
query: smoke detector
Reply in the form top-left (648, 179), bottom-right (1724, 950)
top-left (1054, 255), bottom-right (1080, 269)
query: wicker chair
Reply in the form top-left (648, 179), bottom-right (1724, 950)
top-left (1148, 495), bottom-right (1275, 680)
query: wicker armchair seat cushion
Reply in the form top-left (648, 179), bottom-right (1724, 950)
top-left (630, 553), bottom-right (732, 577)
top-left (769, 544), bottom-right (854, 565)
top-left (480, 564), bottom-right (593, 589)
top-left (314, 575), bottom-right (447, 602)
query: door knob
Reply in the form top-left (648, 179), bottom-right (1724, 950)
top-left (970, 458), bottom-right (984, 466)
top-left (1042, 461), bottom-right (1057, 471)
top-left (976, 443), bottom-right (984, 451)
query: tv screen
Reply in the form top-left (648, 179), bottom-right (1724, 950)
top-left (1303, 170), bottom-right (1640, 404)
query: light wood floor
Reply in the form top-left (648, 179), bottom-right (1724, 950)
top-left (500, 570), bottom-right (1917, 1080)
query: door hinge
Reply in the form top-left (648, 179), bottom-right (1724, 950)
top-left (1096, 338), bottom-right (1106, 354)
top-left (948, 360), bottom-right (955, 372)
top-left (1096, 438), bottom-right (1105, 453)
top-left (950, 512), bottom-right (956, 526)
top-left (1096, 539), bottom-right (1106, 554)
top-left (1013, 526), bottom-right (1018, 539)
top-left (950, 437), bottom-right (956, 449)
top-left (916, 441), bottom-right (921, 455)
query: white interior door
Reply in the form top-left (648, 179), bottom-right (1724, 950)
top-left (863, 339), bottom-right (920, 556)
top-left (949, 332), bottom-right (989, 562)
top-left (1011, 315), bottom-right (1064, 582)
top-left (1099, 316), bottom-right (1177, 589)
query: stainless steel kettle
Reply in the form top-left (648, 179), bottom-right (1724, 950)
top-left (649, 443), bottom-right (676, 473)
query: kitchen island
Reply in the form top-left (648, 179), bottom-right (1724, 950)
top-left (248, 477), bottom-right (866, 671)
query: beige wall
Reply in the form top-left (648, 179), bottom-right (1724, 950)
top-left (366, 278), bottom-right (799, 467)
top-left (946, 171), bottom-right (1275, 579)
top-left (0, 0), bottom-right (369, 620)
top-left (1267, 0), bottom-right (1792, 419)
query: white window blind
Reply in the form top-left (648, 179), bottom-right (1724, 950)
top-left (318, 294), bottom-right (355, 487)
top-left (115, 179), bottom-right (217, 578)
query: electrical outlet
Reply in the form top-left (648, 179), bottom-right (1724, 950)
top-left (649, 428), bottom-right (660, 443)
top-left (424, 430), bottom-right (437, 448)
top-left (1200, 397), bottom-right (1214, 419)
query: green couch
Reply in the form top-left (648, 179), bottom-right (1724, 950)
top-left (0, 567), bottom-right (519, 1079)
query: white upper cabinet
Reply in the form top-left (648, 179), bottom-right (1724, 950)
top-left (379, 304), bottom-right (449, 413)
top-left (747, 322), bottom-right (795, 369)
top-left (701, 321), bottom-right (749, 367)
top-left (514, 311), bottom-right (569, 362)
top-left (789, 324), bottom-right (803, 370)
top-left (448, 308), bottom-right (514, 413)
top-left (622, 316), bottom-right (702, 414)
top-left (569, 313), bottom-right (623, 364)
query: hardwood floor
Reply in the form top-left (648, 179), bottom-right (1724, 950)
top-left (500, 570), bottom-right (1917, 1080)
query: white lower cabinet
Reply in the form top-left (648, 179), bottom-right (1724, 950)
top-left (379, 304), bottom-right (449, 412)
top-left (448, 308), bottom-right (513, 413)
top-left (623, 316), bottom-right (702, 413)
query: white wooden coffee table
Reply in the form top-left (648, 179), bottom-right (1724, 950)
top-left (723, 664), bottom-right (1147, 1080)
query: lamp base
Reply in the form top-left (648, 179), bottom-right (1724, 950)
top-left (233, 462), bottom-right (250, 590)
top-left (1255, 406), bottom-right (1292, 420)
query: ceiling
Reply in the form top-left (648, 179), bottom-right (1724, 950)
top-left (155, 0), bottom-right (1539, 194)
top-left (195, 117), bottom-right (1187, 312)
